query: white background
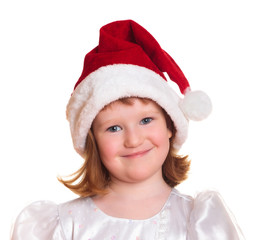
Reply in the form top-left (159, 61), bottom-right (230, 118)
top-left (1, 0), bottom-right (256, 239)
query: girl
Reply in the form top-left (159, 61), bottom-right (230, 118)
top-left (11, 20), bottom-right (244, 239)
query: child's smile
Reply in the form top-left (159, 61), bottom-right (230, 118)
top-left (92, 98), bottom-right (172, 184)
top-left (121, 147), bottom-right (153, 159)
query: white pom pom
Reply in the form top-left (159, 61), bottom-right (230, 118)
top-left (180, 90), bottom-right (212, 121)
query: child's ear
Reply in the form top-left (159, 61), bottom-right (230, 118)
top-left (164, 113), bottom-right (173, 131)
top-left (166, 115), bottom-right (177, 140)
top-left (168, 128), bottom-right (172, 139)
top-left (161, 107), bottom-right (176, 139)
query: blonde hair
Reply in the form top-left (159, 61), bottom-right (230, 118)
top-left (59, 98), bottom-right (190, 197)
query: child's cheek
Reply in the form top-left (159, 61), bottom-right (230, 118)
top-left (150, 126), bottom-right (170, 145)
top-left (97, 135), bottom-right (121, 163)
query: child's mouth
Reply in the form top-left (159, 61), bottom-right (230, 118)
top-left (122, 148), bottom-right (153, 158)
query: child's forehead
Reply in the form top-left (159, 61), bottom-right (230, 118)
top-left (101, 97), bottom-right (156, 111)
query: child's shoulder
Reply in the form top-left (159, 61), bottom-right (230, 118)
top-left (170, 189), bottom-right (244, 239)
top-left (171, 188), bottom-right (235, 216)
top-left (58, 196), bottom-right (92, 218)
top-left (11, 197), bottom-right (92, 239)
top-left (11, 200), bottom-right (65, 239)
top-left (171, 188), bottom-right (194, 201)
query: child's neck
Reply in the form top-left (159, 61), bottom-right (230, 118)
top-left (92, 175), bottom-right (172, 220)
top-left (108, 177), bottom-right (171, 201)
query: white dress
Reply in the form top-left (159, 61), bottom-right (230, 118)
top-left (11, 189), bottom-right (245, 240)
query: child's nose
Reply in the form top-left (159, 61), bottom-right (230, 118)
top-left (124, 128), bottom-right (144, 148)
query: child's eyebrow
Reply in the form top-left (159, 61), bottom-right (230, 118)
top-left (140, 109), bottom-right (162, 115)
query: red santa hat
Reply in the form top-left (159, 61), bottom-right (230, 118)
top-left (67, 20), bottom-right (212, 157)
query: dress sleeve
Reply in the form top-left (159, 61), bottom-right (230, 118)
top-left (11, 201), bottom-right (65, 240)
top-left (187, 191), bottom-right (245, 240)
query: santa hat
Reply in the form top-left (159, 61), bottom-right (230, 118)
top-left (67, 20), bottom-right (212, 157)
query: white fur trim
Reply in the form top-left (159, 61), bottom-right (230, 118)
top-left (67, 64), bottom-right (188, 157)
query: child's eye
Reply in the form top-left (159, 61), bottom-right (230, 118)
top-left (107, 125), bottom-right (122, 132)
top-left (140, 117), bottom-right (153, 125)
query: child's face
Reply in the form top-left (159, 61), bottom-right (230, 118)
top-left (92, 98), bottom-right (172, 184)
